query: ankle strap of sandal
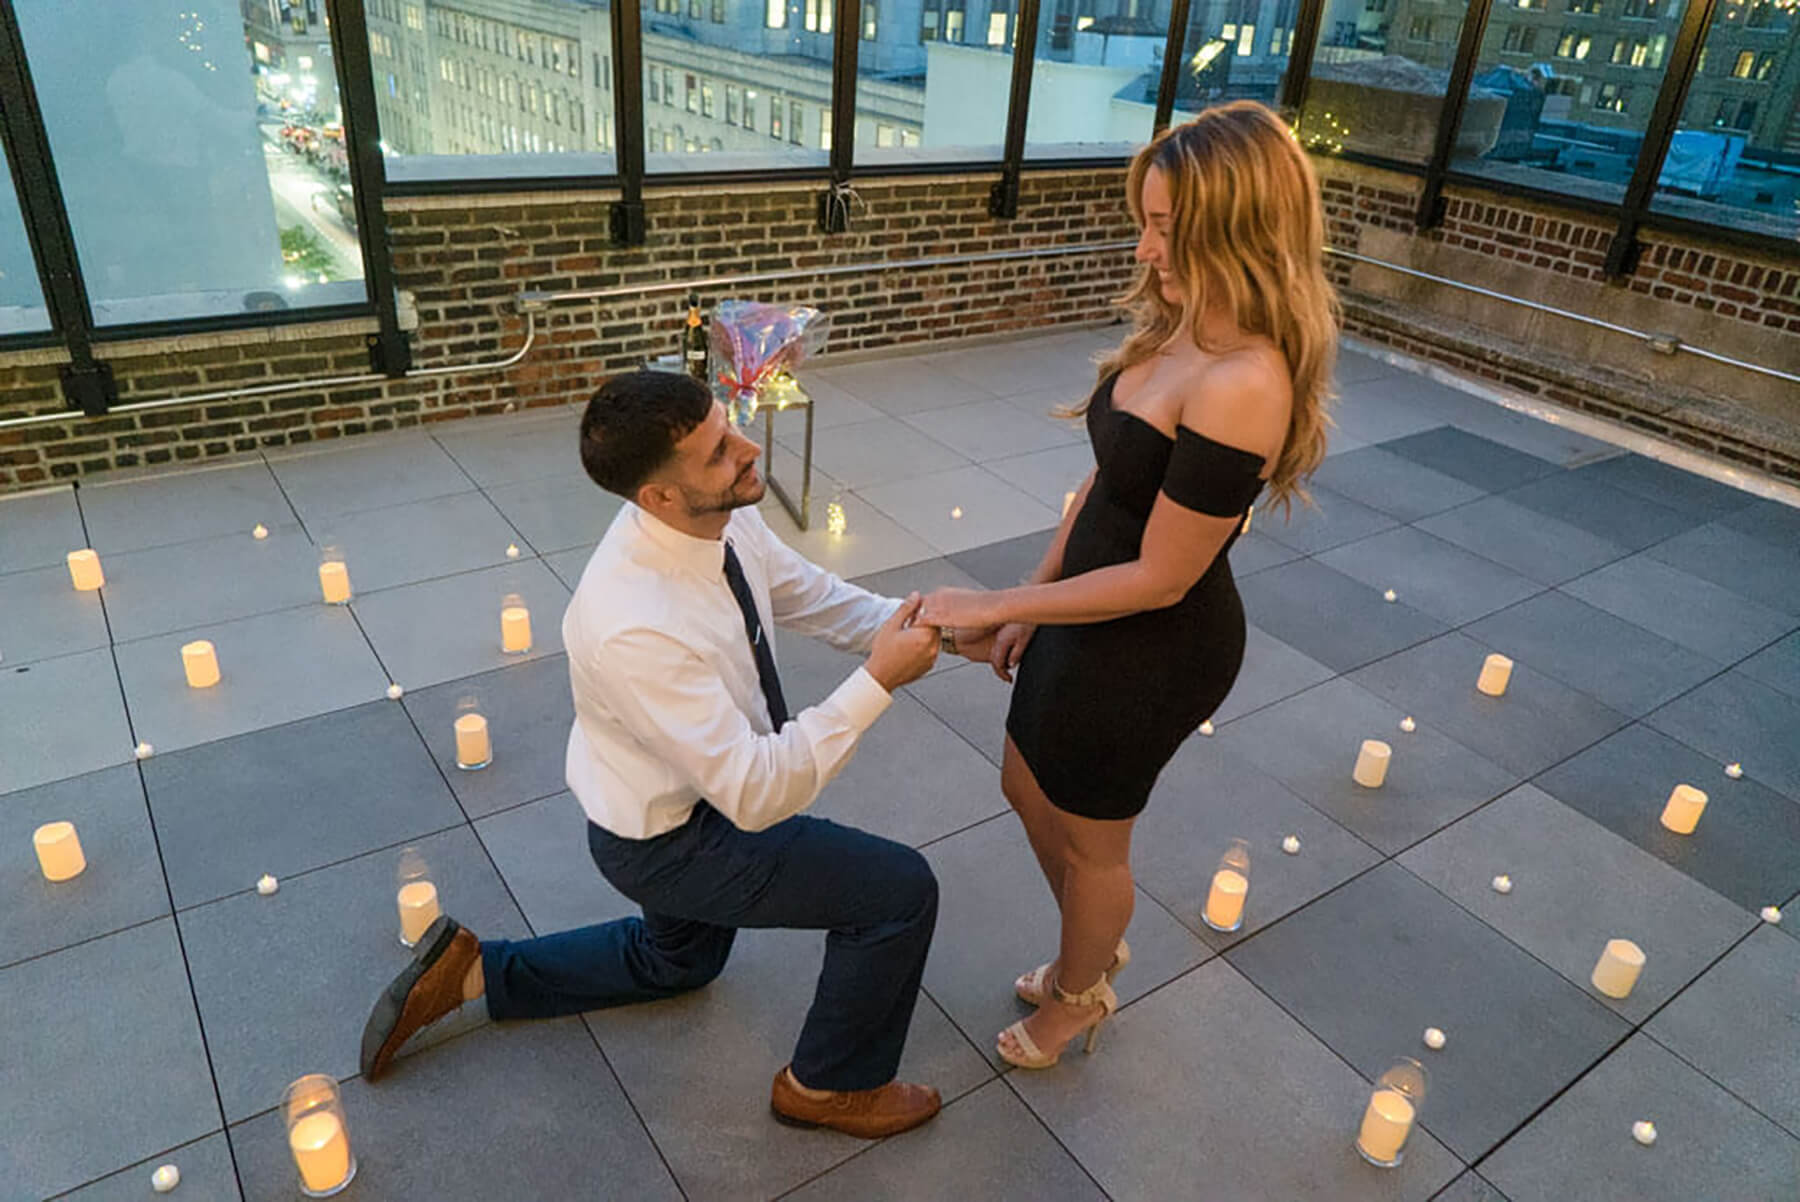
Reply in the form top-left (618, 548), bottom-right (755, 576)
top-left (1051, 974), bottom-right (1118, 1013)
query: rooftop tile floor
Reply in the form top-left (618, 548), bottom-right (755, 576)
top-left (3, 325), bottom-right (1797, 1201)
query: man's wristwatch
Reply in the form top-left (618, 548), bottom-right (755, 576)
top-left (939, 627), bottom-right (958, 655)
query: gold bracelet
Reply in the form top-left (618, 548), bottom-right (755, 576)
top-left (939, 627), bottom-right (958, 655)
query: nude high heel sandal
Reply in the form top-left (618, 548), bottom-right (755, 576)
top-left (996, 976), bottom-right (1118, 1070)
top-left (1014, 939), bottom-right (1130, 1006)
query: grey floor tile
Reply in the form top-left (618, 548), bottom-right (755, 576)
top-left (814, 356), bottom-right (996, 417)
top-left (1228, 864), bottom-right (1629, 1161)
top-left (0, 647), bottom-right (132, 796)
top-left (787, 371), bottom-right (886, 429)
top-left (1646, 671), bottom-right (1800, 802)
top-left (949, 529), bottom-right (1057, 590)
top-left (1464, 591), bottom-right (1722, 718)
top-left (810, 693), bottom-right (1010, 849)
top-left (114, 606), bottom-right (390, 755)
top-left (907, 660), bottom-right (1016, 766)
top-left (310, 490), bottom-right (527, 594)
top-left (1309, 445), bottom-right (1488, 522)
top-left (230, 1018), bottom-right (679, 1201)
top-left (352, 559), bottom-right (569, 691)
top-left (1400, 786), bottom-right (1753, 1023)
top-left (143, 702), bottom-right (464, 910)
top-left (1336, 349), bottom-right (1406, 386)
top-left (1009, 958), bottom-right (1462, 1202)
top-left (0, 485), bottom-right (85, 573)
top-left (583, 925), bottom-right (994, 1202)
top-left (1434, 1172), bottom-right (1511, 1202)
top-left (1498, 471), bottom-right (1702, 552)
top-left (1572, 453), bottom-right (1758, 522)
top-left (917, 814), bottom-right (1211, 1069)
top-left (1, 920), bottom-right (219, 1201)
top-left (981, 442), bottom-right (1097, 510)
top-left (900, 398), bottom-right (1082, 463)
top-left (1219, 678), bottom-right (1518, 853)
top-left (98, 523), bottom-right (320, 644)
top-left (859, 466), bottom-right (1059, 557)
top-left (432, 408), bottom-right (582, 488)
top-left (483, 472), bottom-right (625, 555)
top-left (404, 656), bottom-right (574, 820)
top-left (1647, 521), bottom-right (1800, 618)
top-left (1229, 527), bottom-right (1304, 576)
top-left (79, 463), bottom-right (295, 555)
top-left (0, 561), bottom-right (108, 666)
top-left (269, 436), bottom-right (476, 522)
top-left (1440, 403), bottom-right (1622, 469)
top-left (1260, 484), bottom-right (1401, 555)
top-left (62, 1133), bottom-right (240, 1202)
top-left (1561, 554), bottom-right (1796, 664)
top-left (1648, 927), bottom-right (1800, 1139)
top-left (180, 825), bottom-right (531, 1121)
top-left (1719, 497), bottom-right (1800, 552)
top-left (756, 470), bottom-right (940, 580)
top-left (1135, 739), bottom-right (1382, 949)
top-left (1418, 495), bottom-right (1630, 586)
top-left (797, 417), bottom-right (970, 488)
top-left (927, 336), bottom-right (1102, 399)
top-left (1534, 724), bottom-right (1800, 912)
top-left (1317, 526), bottom-right (1545, 627)
top-left (1351, 632), bottom-right (1631, 779)
top-left (475, 792), bottom-right (637, 936)
top-left (1212, 623), bottom-right (1336, 726)
top-left (850, 555), bottom-right (985, 605)
top-left (1238, 559), bottom-right (1450, 674)
top-left (1481, 1034), bottom-right (1800, 1202)
top-left (1381, 427), bottom-right (1561, 493)
top-left (1328, 392), bottom-right (1454, 447)
top-left (1, 765), bottom-right (168, 969)
top-left (1740, 631), bottom-right (1800, 702)
top-left (785, 1078), bottom-right (1105, 1202)
top-left (542, 543), bottom-right (595, 591)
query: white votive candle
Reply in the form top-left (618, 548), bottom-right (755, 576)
top-left (500, 605), bottom-right (533, 654)
top-left (318, 561), bottom-right (352, 605)
top-left (288, 1111), bottom-right (352, 1194)
top-left (1659, 784), bottom-right (1707, 835)
top-left (1357, 1088), bottom-right (1415, 1165)
top-left (397, 880), bottom-right (440, 947)
top-left (33, 821), bottom-right (86, 881)
top-left (1591, 938), bottom-right (1645, 999)
top-left (181, 640), bottom-right (220, 689)
top-left (67, 548), bottom-right (104, 591)
top-left (1477, 653), bottom-right (1513, 697)
top-left (1353, 739), bottom-right (1391, 789)
top-left (1203, 868), bottom-right (1248, 931)
top-left (454, 712), bottom-right (491, 769)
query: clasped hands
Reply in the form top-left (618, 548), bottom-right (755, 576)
top-left (919, 587), bottom-right (1035, 684)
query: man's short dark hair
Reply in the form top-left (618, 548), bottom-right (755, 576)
top-left (579, 370), bottom-right (715, 498)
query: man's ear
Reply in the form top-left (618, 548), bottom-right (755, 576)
top-left (635, 479), bottom-right (672, 514)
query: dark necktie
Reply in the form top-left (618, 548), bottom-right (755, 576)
top-left (722, 541), bottom-right (790, 731)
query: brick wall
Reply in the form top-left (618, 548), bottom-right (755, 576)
top-left (1, 157), bottom-right (1795, 494)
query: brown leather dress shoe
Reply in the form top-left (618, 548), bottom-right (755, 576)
top-left (359, 915), bottom-right (481, 1082)
top-left (769, 1066), bottom-right (941, 1139)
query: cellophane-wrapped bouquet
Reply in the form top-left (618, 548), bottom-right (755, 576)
top-left (708, 300), bottom-right (831, 425)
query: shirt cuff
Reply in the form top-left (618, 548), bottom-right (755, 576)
top-left (830, 665), bottom-right (897, 731)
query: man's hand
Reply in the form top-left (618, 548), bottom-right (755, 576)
top-left (990, 622), bottom-right (1035, 683)
top-left (866, 593), bottom-right (940, 692)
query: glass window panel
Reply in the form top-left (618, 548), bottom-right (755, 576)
top-left (13, 0), bottom-right (367, 324)
top-left (0, 114), bottom-right (51, 335)
top-left (374, 1), bottom-right (618, 184)
top-left (1024, 0), bottom-right (1178, 158)
top-left (1650, 0), bottom-right (1798, 240)
top-left (646, 0), bottom-right (830, 171)
top-left (1449, 0), bottom-right (1691, 203)
top-left (854, 0), bottom-right (988, 166)
top-left (1169, 0), bottom-right (1299, 124)
top-left (1303, 0), bottom-right (1475, 162)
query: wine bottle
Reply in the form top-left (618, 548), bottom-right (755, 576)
top-left (682, 294), bottom-right (709, 385)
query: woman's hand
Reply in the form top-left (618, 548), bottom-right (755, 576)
top-left (951, 626), bottom-right (999, 664)
top-left (919, 587), bottom-right (1004, 632)
top-left (989, 622), bottom-right (1036, 683)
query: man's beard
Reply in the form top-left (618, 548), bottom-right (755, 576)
top-left (679, 468), bottom-right (765, 516)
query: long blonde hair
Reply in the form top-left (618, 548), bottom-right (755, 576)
top-left (1092, 101), bottom-right (1339, 516)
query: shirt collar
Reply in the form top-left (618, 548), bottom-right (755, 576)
top-left (630, 504), bottom-right (732, 579)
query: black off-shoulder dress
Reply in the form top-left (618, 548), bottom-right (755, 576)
top-left (1006, 372), bottom-right (1267, 821)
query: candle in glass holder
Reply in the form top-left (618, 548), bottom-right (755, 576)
top-left (1477, 653), bottom-right (1513, 697)
top-left (500, 594), bottom-right (532, 654)
top-left (33, 821), bottom-right (86, 881)
top-left (318, 547), bottom-right (351, 606)
top-left (1659, 784), bottom-right (1707, 835)
top-left (1353, 739), bottom-right (1391, 789)
top-left (67, 549), bottom-right (104, 591)
top-left (1356, 1057), bottom-right (1427, 1168)
top-left (1202, 838), bottom-right (1251, 932)
top-left (397, 880), bottom-right (440, 947)
top-left (182, 640), bottom-right (220, 689)
top-left (1591, 938), bottom-right (1644, 1000)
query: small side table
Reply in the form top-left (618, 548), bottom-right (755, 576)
top-left (749, 376), bottom-right (815, 531)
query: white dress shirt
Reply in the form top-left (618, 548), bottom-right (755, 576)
top-left (563, 503), bottom-right (901, 839)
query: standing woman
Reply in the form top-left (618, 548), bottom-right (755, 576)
top-left (920, 101), bottom-right (1337, 1068)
